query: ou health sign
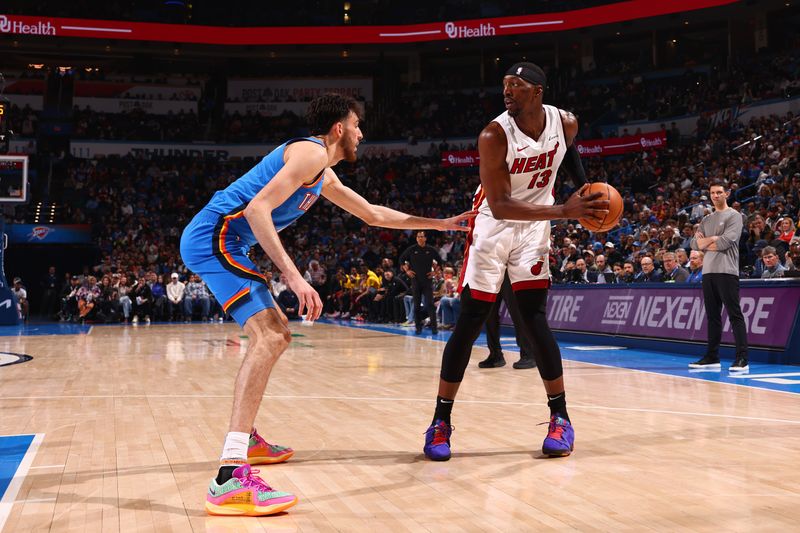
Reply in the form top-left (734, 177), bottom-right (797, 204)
top-left (0, 1), bottom-right (736, 45)
top-left (501, 283), bottom-right (800, 349)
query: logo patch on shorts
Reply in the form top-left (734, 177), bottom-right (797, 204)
top-left (530, 261), bottom-right (544, 276)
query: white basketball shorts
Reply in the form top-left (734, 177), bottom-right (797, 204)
top-left (458, 212), bottom-right (551, 301)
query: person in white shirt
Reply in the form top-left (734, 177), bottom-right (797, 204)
top-left (166, 273), bottom-right (186, 321)
top-left (13, 277), bottom-right (28, 321)
top-left (271, 273), bottom-right (288, 299)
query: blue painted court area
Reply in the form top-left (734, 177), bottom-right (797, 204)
top-left (318, 318), bottom-right (800, 395)
top-left (0, 323), bottom-right (91, 337)
top-left (0, 435), bottom-right (35, 502)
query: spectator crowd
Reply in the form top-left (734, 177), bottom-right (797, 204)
top-left (13, 103), bottom-right (798, 329)
top-left (6, 47), bottom-right (800, 329)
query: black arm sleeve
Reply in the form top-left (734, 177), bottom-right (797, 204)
top-left (562, 144), bottom-right (587, 187)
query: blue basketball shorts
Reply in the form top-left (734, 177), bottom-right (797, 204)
top-left (180, 209), bottom-right (276, 327)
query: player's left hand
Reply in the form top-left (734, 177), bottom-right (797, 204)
top-left (440, 210), bottom-right (477, 232)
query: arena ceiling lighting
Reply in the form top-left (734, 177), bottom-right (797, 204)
top-left (0, 0), bottom-right (737, 45)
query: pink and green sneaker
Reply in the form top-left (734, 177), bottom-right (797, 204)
top-left (248, 429), bottom-right (294, 465)
top-left (205, 464), bottom-right (297, 516)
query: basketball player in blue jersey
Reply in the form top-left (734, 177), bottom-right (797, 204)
top-left (180, 93), bottom-right (474, 516)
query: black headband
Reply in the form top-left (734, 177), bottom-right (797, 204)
top-left (506, 62), bottom-right (547, 87)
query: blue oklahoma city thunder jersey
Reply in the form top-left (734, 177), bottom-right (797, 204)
top-left (204, 137), bottom-right (326, 246)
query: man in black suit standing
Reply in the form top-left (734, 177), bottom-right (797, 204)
top-left (399, 231), bottom-right (443, 334)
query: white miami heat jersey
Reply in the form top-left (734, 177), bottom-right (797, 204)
top-left (474, 105), bottom-right (567, 218)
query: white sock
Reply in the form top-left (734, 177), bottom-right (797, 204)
top-left (220, 431), bottom-right (250, 463)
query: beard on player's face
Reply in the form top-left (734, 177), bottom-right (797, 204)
top-left (342, 134), bottom-right (358, 162)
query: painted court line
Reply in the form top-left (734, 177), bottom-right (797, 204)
top-left (566, 345), bottom-right (627, 351)
top-left (0, 434), bottom-right (44, 533)
top-left (728, 372), bottom-right (800, 379)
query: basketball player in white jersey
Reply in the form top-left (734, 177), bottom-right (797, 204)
top-left (423, 62), bottom-right (608, 460)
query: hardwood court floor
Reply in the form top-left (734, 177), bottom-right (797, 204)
top-left (1, 322), bottom-right (799, 532)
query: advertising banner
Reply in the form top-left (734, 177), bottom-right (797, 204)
top-left (74, 82), bottom-right (200, 99)
top-left (0, 2), bottom-right (736, 45)
top-left (224, 102), bottom-right (309, 117)
top-left (70, 140), bottom-right (436, 160)
top-left (574, 131), bottom-right (667, 157)
top-left (5, 94), bottom-right (43, 111)
top-left (440, 132), bottom-right (666, 166)
top-left (440, 150), bottom-right (480, 167)
top-left (70, 141), bottom-right (268, 160)
top-left (501, 283), bottom-right (800, 349)
top-left (73, 97), bottom-right (197, 115)
top-left (8, 224), bottom-right (92, 244)
top-left (227, 79), bottom-right (373, 103)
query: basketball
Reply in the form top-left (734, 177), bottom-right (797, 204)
top-left (578, 182), bottom-right (623, 233)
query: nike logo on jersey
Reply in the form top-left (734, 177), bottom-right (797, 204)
top-left (549, 134), bottom-right (558, 140)
top-left (516, 146), bottom-right (529, 152)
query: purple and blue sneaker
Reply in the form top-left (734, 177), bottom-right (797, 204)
top-left (424, 419), bottom-right (453, 461)
top-left (542, 415), bottom-right (574, 457)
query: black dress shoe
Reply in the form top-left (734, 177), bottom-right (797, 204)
top-left (478, 354), bottom-right (506, 368)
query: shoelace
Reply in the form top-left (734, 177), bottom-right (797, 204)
top-left (427, 423), bottom-right (454, 446)
top-left (237, 468), bottom-right (274, 493)
top-left (537, 418), bottom-right (565, 440)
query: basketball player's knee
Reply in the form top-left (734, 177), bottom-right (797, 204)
top-left (279, 326), bottom-right (292, 347)
top-left (262, 325), bottom-right (291, 353)
top-left (245, 311), bottom-right (291, 355)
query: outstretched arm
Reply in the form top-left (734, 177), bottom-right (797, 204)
top-left (321, 169), bottom-right (474, 232)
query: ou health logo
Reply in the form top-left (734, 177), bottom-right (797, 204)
top-left (0, 16), bottom-right (10, 33)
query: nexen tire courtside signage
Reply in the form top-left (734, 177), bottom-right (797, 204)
top-left (501, 283), bottom-right (800, 349)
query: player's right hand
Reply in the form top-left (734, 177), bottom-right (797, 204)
top-left (285, 274), bottom-right (323, 321)
top-left (563, 185), bottom-right (609, 221)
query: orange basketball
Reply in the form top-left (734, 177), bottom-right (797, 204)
top-left (578, 182), bottom-right (623, 233)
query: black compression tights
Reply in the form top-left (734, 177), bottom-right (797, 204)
top-left (439, 286), bottom-right (563, 383)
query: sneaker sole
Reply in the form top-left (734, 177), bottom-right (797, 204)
top-left (424, 452), bottom-right (451, 461)
top-left (542, 447), bottom-right (573, 457)
top-left (248, 450), bottom-right (294, 465)
top-left (205, 496), bottom-right (298, 516)
top-left (729, 366), bottom-right (749, 373)
top-left (688, 363), bottom-right (720, 369)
